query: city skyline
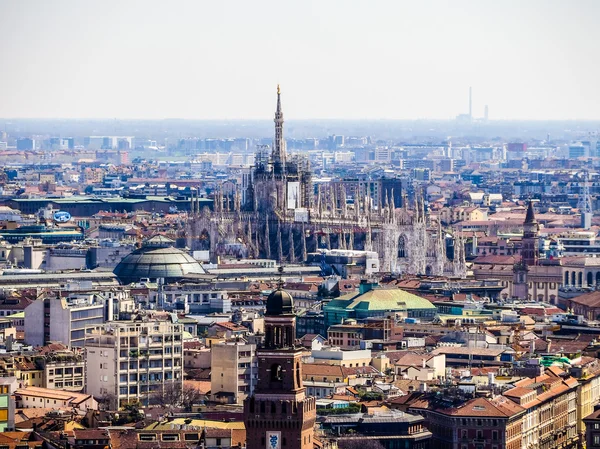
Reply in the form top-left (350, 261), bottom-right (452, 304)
top-left (1, 0), bottom-right (599, 121)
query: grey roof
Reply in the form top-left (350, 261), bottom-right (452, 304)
top-left (114, 245), bottom-right (204, 284)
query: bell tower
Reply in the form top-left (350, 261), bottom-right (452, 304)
top-left (243, 273), bottom-right (316, 449)
top-left (522, 200), bottom-right (539, 267)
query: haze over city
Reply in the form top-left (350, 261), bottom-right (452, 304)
top-left (4, 3), bottom-right (600, 449)
top-left (1, 0), bottom-right (599, 120)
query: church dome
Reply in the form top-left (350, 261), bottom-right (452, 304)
top-left (114, 235), bottom-right (204, 284)
top-left (266, 288), bottom-right (294, 316)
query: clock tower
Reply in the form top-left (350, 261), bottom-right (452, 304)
top-left (243, 281), bottom-right (316, 449)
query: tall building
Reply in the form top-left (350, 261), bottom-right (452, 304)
top-left (24, 294), bottom-right (106, 348)
top-left (243, 283), bottom-right (316, 449)
top-left (513, 201), bottom-right (540, 300)
top-left (522, 200), bottom-right (539, 267)
top-left (84, 320), bottom-right (184, 409)
top-left (16, 138), bottom-right (35, 150)
top-left (210, 340), bottom-right (256, 405)
top-left (247, 86), bottom-right (313, 213)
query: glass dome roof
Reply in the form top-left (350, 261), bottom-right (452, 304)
top-left (113, 236), bottom-right (204, 284)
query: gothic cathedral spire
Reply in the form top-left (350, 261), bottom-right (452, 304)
top-left (273, 84), bottom-right (286, 174)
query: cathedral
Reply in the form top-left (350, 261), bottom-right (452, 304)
top-left (186, 86), bottom-right (464, 277)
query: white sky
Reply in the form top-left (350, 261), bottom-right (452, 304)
top-left (0, 0), bottom-right (599, 120)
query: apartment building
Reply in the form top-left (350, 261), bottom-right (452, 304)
top-left (84, 320), bottom-right (184, 409)
top-left (0, 355), bottom-right (43, 387)
top-left (210, 339), bottom-right (256, 405)
top-left (0, 377), bottom-right (17, 431)
top-left (24, 293), bottom-right (107, 347)
top-left (40, 349), bottom-right (86, 392)
top-left (503, 367), bottom-right (579, 449)
top-left (327, 317), bottom-right (403, 350)
top-left (569, 358), bottom-right (600, 444)
top-left (409, 395), bottom-right (525, 449)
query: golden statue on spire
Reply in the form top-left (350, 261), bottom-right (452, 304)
top-left (277, 84), bottom-right (280, 95)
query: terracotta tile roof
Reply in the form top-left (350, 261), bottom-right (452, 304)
top-left (393, 352), bottom-right (433, 367)
top-left (566, 291), bottom-right (600, 308)
top-left (303, 364), bottom-right (344, 377)
top-left (342, 366), bottom-right (379, 377)
top-left (73, 429), bottom-right (109, 440)
top-left (449, 397), bottom-right (524, 417)
top-left (214, 322), bottom-right (247, 332)
top-left (15, 386), bottom-right (93, 405)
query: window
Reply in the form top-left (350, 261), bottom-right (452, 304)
top-left (139, 434), bottom-right (157, 442)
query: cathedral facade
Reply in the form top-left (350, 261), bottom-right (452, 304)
top-left (186, 87), bottom-right (464, 277)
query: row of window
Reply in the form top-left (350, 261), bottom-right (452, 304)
top-left (49, 367), bottom-right (83, 376)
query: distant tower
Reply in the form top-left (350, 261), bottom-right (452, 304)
top-left (521, 200), bottom-right (539, 267)
top-left (579, 170), bottom-right (593, 230)
top-left (273, 84), bottom-right (286, 175)
top-left (469, 86), bottom-right (472, 120)
top-left (484, 104), bottom-right (489, 121)
top-left (512, 200), bottom-right (538, 300)
top-left (243, 281), bottom-right (316, 449)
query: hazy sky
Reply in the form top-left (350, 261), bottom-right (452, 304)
top-left (1, 0), bottom-right (599, 120)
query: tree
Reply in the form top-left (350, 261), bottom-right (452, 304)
top-left (338, 439), bottom-right (385, 449)
top-left (181, 384), bottom-right (205, 411)
top-left (97, 392), bottom-right (117, 411)
top-left (149, 381), bottom-right (183, 408)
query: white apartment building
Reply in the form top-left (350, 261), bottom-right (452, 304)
top-left (24, 294), bottom-right (106, 348)
top-left (84, 320), bottom-right (184, 409)
top-left (149, 284), bottom-right (231, 314)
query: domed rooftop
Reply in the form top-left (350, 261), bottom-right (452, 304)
top-left (266, 288), bottom-right (294, 316)
top-left (114, 235), bottom-right (204, 284)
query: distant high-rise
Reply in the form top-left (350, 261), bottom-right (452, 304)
top-left (484, 104), bottom-right (489, 121)
top-left (16, 138), bottom-right (35, 151)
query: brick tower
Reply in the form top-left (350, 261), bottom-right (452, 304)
top-left (243, 277), bottom-right (316, 449)
top-left (522, 200), bottom-right (539, 267)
